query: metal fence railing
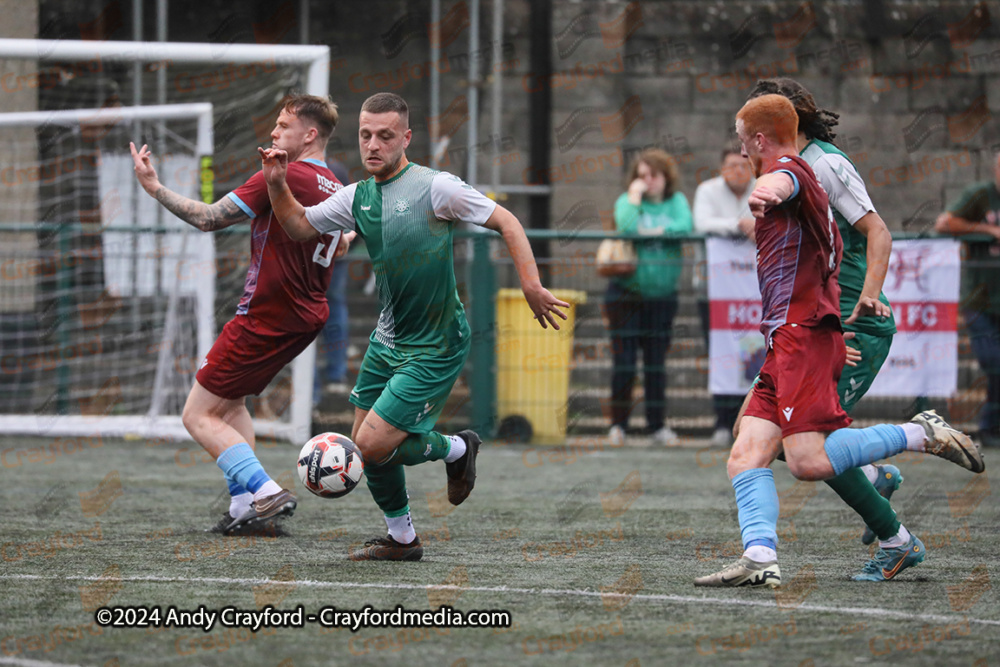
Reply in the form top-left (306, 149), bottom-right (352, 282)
top-left (448, 230), bottom-right (988, 441)
top-left (1, 223), bottom-right (989, 442)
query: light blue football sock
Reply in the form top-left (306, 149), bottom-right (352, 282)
top-left (225, 472), bottom-right (247, 497)
top-left (216, 442), bottom-right (271, 494)
top-left (732, 468), bottom-right (779, 552)
top-left (823, 425), bottom-right (907, 477)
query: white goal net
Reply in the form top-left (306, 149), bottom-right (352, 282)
top-left (0, 39), bottom-right (330, 444)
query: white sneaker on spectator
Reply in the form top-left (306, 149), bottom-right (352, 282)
top-left (608, 425), bottom-right (626, 446)
top-left (653, 426), bottom-right (681, 446)
top-left (711, 427), bottom-right (732, 447)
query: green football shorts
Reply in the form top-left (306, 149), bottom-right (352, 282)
top-left (349, 337), bottom-right (470, 434)
top-left (838, 330), bottom-right (893, 413)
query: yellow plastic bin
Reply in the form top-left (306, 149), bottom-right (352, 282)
top-left (495, 288), bottom-right (587, 444)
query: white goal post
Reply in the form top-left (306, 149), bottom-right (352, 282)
top-left (0, 102), bottom-right (217, 442)
top-left (0, 39), bottom-right (331, 444)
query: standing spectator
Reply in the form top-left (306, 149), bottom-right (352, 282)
top-left (315, 160), bottom-right (353, 404)
top-left (693, 148), bottom-right (757, 447)
top-left (606, 149), bottom-right (693, 446)
top-left (935, 149), bottom-right (1000, 448)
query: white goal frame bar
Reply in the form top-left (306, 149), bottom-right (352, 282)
top-left (0, 39), bottom-right (329, 97)
top-left (0, 39), bottom-right (332, 444)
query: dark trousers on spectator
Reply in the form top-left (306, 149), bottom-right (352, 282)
top-left (604, 282), bottom-right (678, 432)
top-left (964, 308), bottom-right (1000, 438)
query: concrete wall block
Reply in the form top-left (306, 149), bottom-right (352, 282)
top-left (910, 77), bottom-right (986, 112)
top-left (839, 76), bottom-right (912, 114)
top-left (622, 37), bottom-right (661, 76)
top-left (692, 79), bottom-right (751, 112)
top-left (620, 75), bottom-right (693, 125)
top-left (551, 184), bottom-right (622, 232)
top-left (961, 41), bottom-right (1000, 75)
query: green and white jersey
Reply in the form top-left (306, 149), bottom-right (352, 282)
top-left (305, 163), bottom-right (497, 350)
top-left (800, 139), bottom-right (897, 337)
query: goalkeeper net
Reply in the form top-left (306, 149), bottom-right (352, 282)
top-left (0, 39), bottom-right (331, 443)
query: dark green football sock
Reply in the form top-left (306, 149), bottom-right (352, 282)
top-left (390, 431), bottom-right (451, 466)
top-left (824, 467), bottom-right (900, 540)
top-left (364, 461), bottom-right (409, 515)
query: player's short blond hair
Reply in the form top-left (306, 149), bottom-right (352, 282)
top-left (736, 94), bottom-right (798, 146)
top-left (283, 94), bottom-right (339, 141)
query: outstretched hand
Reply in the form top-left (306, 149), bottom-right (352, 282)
top-left (257, 147), bottom-right (289, 187)
top-left (844, 331), bottom-right (861, 367)
top-left (129, 142), bottom-right (160, 196)
top-left (844, 295), bottom-right (891, 325)
top-left (524, 284), bottom-right (570, 330)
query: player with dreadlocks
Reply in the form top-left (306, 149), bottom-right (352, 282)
top-left (729, 77), bottom-right (921, 581)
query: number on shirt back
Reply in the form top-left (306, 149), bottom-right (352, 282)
top-left (312, 233), bottom-right (340, 267)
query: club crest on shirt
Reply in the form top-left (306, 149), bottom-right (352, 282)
top-left (394, 198), bottom-right (410, 214)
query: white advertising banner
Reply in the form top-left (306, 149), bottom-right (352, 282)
top-left (706, 237), bottom-right (961, 398)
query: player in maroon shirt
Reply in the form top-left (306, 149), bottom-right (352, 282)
top-left (130, 94), bottom-right (351, 536)
top-left (695, 94), bottom-right (983, 589)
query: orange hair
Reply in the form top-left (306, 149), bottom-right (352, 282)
top-left (736, 94), bottom-right (799, 146)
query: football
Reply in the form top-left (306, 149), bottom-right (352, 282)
top-left (296, 432), bottom-right (365, 498)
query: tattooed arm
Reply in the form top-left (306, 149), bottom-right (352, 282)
top-left (130, 141), bottom-right (249, 232)
top-left (152, 188), bottom-right (248, 232)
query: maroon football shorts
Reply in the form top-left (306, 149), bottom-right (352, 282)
top-left (744, 322), bottom-right (852, 438)
top-left (196, 316), bottom-right (320, 400)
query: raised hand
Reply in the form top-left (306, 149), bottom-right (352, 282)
top-left (129, 142), bottom-right (161, 196)
top-left (257, 146), bottom-right (289, 187)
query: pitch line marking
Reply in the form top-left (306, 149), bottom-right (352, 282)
top-left (3, 573), bottom-right (999, 627)
top-left (0, 658), bottom-right (85, 667)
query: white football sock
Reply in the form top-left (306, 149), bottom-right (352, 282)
top-left (385, 512), bottom-right (416, 544)
top-left (443, 435), bottom-right (466, 463)
top-left (229, 492), bottom-right (253, 518)
top-left (253, 480), bottom-right (283, 502)
top-left (744, 545), bottom-right (777, 563)
top-left (901, 423), bottom-right (927, 452)
top-left (861, 464), bottom-right (879, 485)
top-left (879, 524), bottom-right (911, 549)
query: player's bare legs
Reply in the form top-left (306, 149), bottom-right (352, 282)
top-left (352, 409), bottom-right (409, 464)
top-left (782, 432), bottom-right (837, 480)
top-left (184, 380), bottom-right (296, 534)
top-left (726, 416), bottom-right (782, 479)
top-left (699, 406), bottom-right (983, 587)
top-left (347, 406), bottom-right (481, 560)
top-left (222, 400), bottom-right (256, 450)
top-left (696, 417), bottom-right (783, 588)
top-left (182, 381), bottom-right (253, 458)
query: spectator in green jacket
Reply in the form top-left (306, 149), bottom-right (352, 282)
top-left (605, 148), bottom-right (693, 446)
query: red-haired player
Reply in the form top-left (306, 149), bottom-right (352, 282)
top-left (695, 95), bottom-right (983, 588)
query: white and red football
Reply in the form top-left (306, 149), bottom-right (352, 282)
top-left (296, 432), bottom-right (365, 499)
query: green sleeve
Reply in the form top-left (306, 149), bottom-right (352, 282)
top-left (948, 183), bottom-right (989, 222)
top-left (613, 192), bottom-right (640, 233)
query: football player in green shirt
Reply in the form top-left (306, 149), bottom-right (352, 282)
top-left (260, 92), bottom-right (568, 561)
